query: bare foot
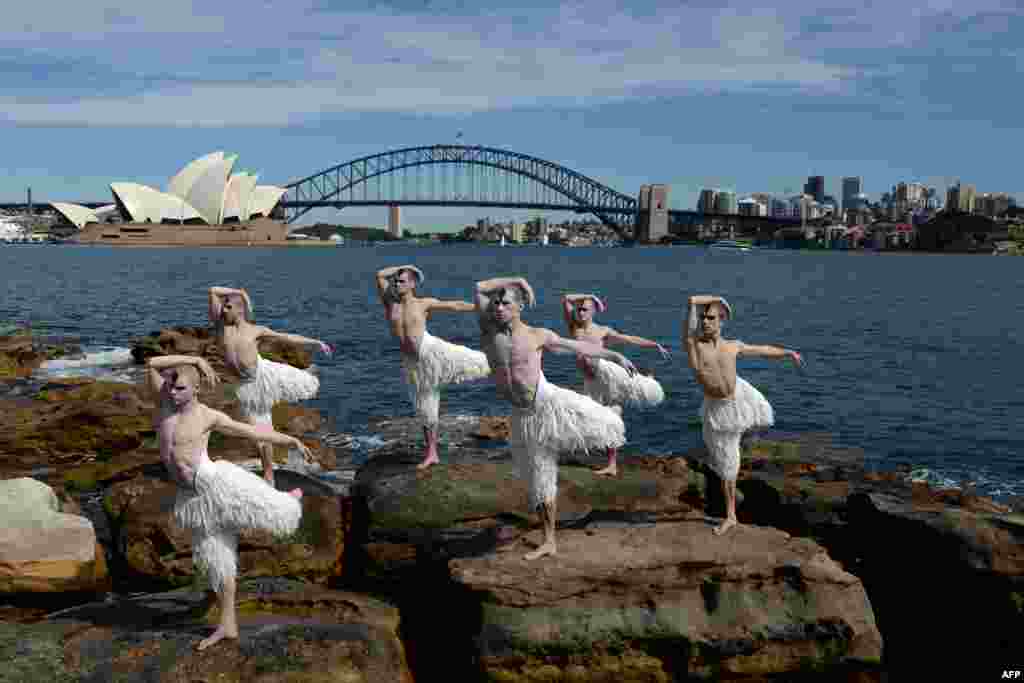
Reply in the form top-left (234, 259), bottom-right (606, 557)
top-left (416, 453), bottom-right (440, 470)
top-left (593, 463), bottom-right (618, 477)
top-left (197, 625), bottom-right (239, 650)
top-left (712, 518), bottom-right (739, 536)
top-left (523, 541), bottom-right (557, 561)
top-left (288, 488), bottom-right (303, 499)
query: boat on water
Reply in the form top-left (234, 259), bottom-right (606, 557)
top-left (708, 239), bottom-right (754, 251)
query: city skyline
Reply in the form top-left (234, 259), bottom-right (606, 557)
top-left (2, 1), bottom-right (1022, 230)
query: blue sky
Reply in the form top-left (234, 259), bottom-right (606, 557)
top-left (2, 1), bottom-right (1021, 230)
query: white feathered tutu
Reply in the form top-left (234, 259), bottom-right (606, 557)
top-left (401, 330), bottom-right (490, 426)
top-left (700, 376), bottom-right (774, 480)
top-left (511, 373), bottom-right (626, 508)
top-left (236, 356), bottom-right (319, 424)
top-left (583, 358), bottom-right (664, 409)
top-left (174, 454), bottom-right (302, 592)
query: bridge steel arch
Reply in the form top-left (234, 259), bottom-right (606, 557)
top-left (282, 145), bottom-right (638, 233)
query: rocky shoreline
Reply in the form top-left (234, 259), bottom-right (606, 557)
top-left (1, 327), bottom-right (1021, 681)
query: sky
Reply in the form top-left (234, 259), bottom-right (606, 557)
top-left (2, 0), bottom-right (1021, 230)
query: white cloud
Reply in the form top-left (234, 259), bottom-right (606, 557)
top-left (0, 1), bottom-right (1020, 126)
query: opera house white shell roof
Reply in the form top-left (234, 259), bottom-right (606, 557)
top-left (52, 151), bottom-right (287, 228)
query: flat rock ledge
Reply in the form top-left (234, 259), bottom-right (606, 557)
top-left (451, 517), bottom-right (883, 681)
top-left (4, 578), bottom-right (412, 683)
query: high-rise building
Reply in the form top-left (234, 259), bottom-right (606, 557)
top-left (714, 190), bottom-right (737, 215)
top-left (510, 222), bottom-right (525, 243)
top-left (738, 198), bottom-right (767, 217)
top-left (975, 193), bottom-right (1011, 217)
top-left (842, 176), bottom-right (862, 212)
top-left (946, 182), bottom-right (976, 214)
top-left (804, 176), bottom-right (825, 203)
top-left (697, 189), bottom-right (718, 214)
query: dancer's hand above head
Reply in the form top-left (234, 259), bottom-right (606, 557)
top-left (716, 297), bottom-right (733, 321)
top-left (291, 438), bottom-right (313, 460)
top-left (197, 359), bottom-right (219, 389)
top-left (787, 350), bottom-right (803, 367)
top-left (318, 341), bottom-right (334, 356)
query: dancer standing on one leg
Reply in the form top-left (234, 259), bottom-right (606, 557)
top-left (563, 293), bottom-right (670, 477)
top-left (683, 295), bottom-right (802, 536)
top-left (145, 355), bottom-right (311, 650)
top-left (209, 287), bottom-right (332, 485)
top-left (375, 265), bottom-right (490, 469)
top-left (476, 277), bottom-right (637, 560)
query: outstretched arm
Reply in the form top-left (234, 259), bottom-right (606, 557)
top-left (145, 355), bottom-right (219, 394)
top-left (542, 330), bottom-right (636, 376)
top-left (605, 329), bottom-right (671, 360)
top-left (209, 410), bottom-right (313, 458)
top-left (209, 286), bottom-right (251, 322)
top-left (738, 342), bottom-right (803, 366)
top-left (255, 327), bottom-right (333, 355)
top-left (425, 298), bottom-right (476, 314)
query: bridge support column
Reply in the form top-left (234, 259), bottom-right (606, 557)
top-left (388, 205), bottom-right (401, 238)
top-left (636, 184), bottom-right (669, 243)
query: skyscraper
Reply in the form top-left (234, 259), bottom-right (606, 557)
top-left (714, 190), bottom-right (737, 215)
top-left (842, 177), bottom-right (862, 212)
top-left (697, 189), bottom-right (718, 214)
top-left (804, 176), bottom-right (825, 203)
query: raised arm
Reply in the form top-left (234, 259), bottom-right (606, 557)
top-left (541, 329), bottom-right (636, 376)
top-left (605, 329), bottom-right (671, 360)
top-left (145, 355), bottom-right (219, 394)
top-left (255, 327), bottom-right (333, 355)
top-left (209, 410), bottom-right (313, 457)
top-left (375, 266), bottom-right (405, 304)
top-left (476, 277), bottom-right (536, 307)
top-left (209, 286), bottom-right (251, 322)
top-left (375, 265), bottom-right (424, 305)
top-left (738, 342), bottom-right (803, 366)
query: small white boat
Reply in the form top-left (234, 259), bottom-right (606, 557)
top-left (708, 240), bottom-right (753, 251)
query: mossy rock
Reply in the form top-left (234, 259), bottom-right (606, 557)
top-left (369, 462), bottom-right (523, 531)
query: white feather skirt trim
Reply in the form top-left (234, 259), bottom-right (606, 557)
top-left (511, 373), bottom-right (626, 456)
top-left (174, 456), bottom-right (302, 592)
top-left (701, 426), bottom-right (743, 481)
top-left (401, 330), bottom-right (490, 425)
top-left (236, 356), bottom-right (319, 423)
top-left (700, 376), bottom-right (774, 433)
top-left (583, 358), bottom-right (665, 408)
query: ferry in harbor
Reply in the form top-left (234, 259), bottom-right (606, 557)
top-left (708, 239), bottom-right (754, 252)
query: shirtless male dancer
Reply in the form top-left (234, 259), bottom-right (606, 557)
top-left (684, 295), bottom-right (802, 535)
top-left (209, 286), bottom-right (332, 484)
top-left (376, 265), bottom-right (490, 469)
top-left (563, 293), bottom-right (671, 477)
top-left (146, 354), bottom-right (312, 650)
top-left (475, 277), bottom-right (637, 560)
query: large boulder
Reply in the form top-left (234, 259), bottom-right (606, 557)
top-left (6, 578), bottom-right (412, 682)
top-left (0, 478), bottom-right (108, 593)
top-left (450, 517), bottom-right (883, 681)
top-left (103, 469), bottom-right (350, 589)
top-left (0, 329), bottom-right (79, 379)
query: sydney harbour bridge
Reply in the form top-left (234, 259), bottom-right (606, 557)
top-left (6, 144), bottom-right (799, 241)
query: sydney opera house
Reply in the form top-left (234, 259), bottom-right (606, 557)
top-left (54, 152), bottom-right (290, 245)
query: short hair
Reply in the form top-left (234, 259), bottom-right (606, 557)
top-left (708, 301), bottom-right (730, 321)
top-left (228, 293), bottom-right (253, 322)
top-left (163, 364), bottom-right (201, 389)
top-left (395, 268), bottom-right (421, 286)
top-left (492, 285), bottom-right (525, 307)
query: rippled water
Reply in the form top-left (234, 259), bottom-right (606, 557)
top-left (3, 244), bottom-right (1023, 500)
